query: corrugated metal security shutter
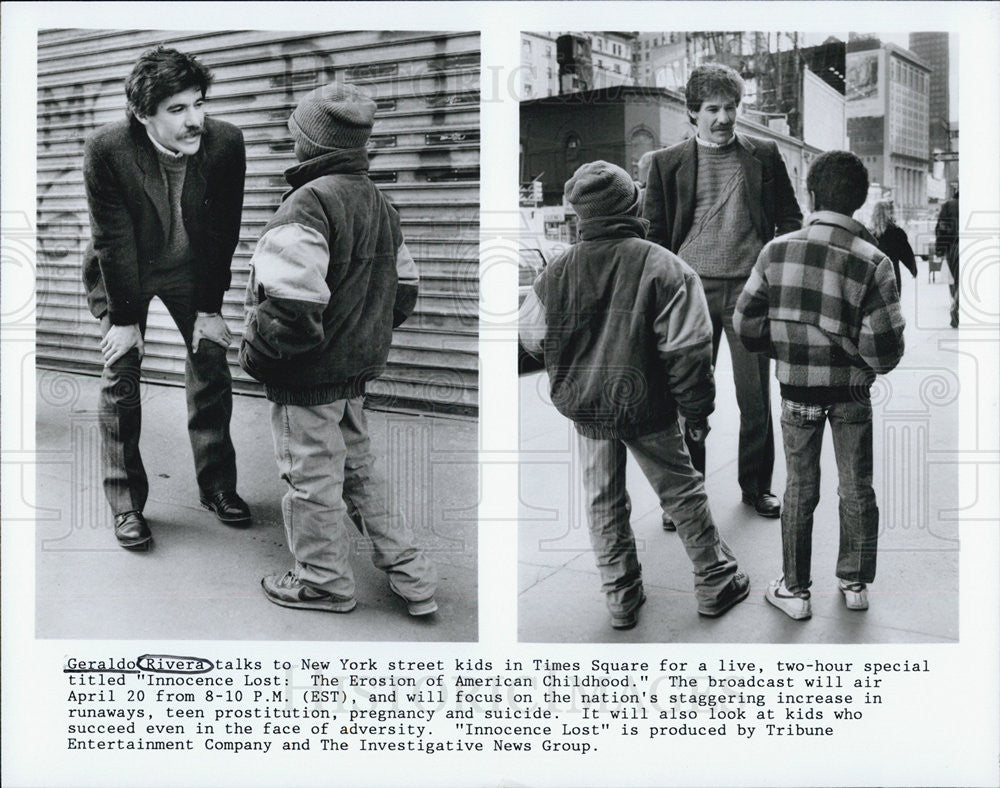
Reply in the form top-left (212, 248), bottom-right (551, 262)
top-left (37, 30), bottom-right (479, 415)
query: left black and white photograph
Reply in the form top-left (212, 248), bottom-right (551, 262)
top-left (34, 29), bottom-right (480, 641)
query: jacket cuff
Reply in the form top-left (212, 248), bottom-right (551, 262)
top-left (107, 306), bottom-right (142, 326)
top-left (393, 283), bottom-right (418, 328)
top-left (195, 290), bottom-right (226, 315)
top-left (238, 340), bottom-right (271, 382)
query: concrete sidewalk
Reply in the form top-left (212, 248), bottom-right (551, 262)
top-left (518, 263), bottom-right (961, 643)
top-left (35, 374), bottom-right (478, 641)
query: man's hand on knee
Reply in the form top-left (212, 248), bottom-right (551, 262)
top-left (101, 323), bottom-right (144, 366)
top-left (192, 312), bottom-right (232, 353)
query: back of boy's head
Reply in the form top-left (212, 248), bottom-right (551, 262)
top-left (565, 160), bottom-right (639, 220)
top-left (807, 151), bottom-right (869, 216)
top-left (289, 81), bottom-right (377, 161)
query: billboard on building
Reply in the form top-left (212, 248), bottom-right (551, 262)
top-left (802, 68), bottom-right (847, 150)
top-left (846, 48), bottom-right (884, 117)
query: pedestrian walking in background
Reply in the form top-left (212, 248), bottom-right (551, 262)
top-left (643, 63), bottom-right (803, 525)
top-left (240, 82), bottom-right (437, 617)
top-left (869, 200), bottom-right (918, 293)
top-left (734, 151), bottom-right (905, 620)
top-left (82, 46), bottom-right (251, 549)
top-left (935, 188), bottom-right (960, 328)
top-left (520, 160), bottom-right (750, 630)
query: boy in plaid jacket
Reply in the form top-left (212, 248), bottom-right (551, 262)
top-left (734, 151), bottom-right (905, 620)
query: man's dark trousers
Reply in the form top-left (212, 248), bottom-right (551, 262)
top-left (99, 281), bottom-right (236, 515)
top-left (689, 276), bottom-right (775, 498)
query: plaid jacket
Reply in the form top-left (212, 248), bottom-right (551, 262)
top-left (733, 211), bottom-right (905, 402)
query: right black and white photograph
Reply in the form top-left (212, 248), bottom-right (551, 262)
top-left (517, 31), bottom-right (962, 643)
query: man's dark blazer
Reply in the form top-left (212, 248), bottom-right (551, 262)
top-left (82, 116), bottom-right (246, 326)
top-left (643, 133), bottom-right (802, 256)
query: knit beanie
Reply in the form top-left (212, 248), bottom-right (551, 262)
top-left (288, 82), bottom-right (377, 161)
top-left (565, 160), bottom-right (639, 219)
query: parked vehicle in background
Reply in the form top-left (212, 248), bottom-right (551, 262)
top-left (517, 240), bottom-right (566, 373)
top-left (518, 245), bottom-right (547, 307)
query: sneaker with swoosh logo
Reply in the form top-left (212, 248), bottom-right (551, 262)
top-left (261, 572), bottom-right (356, 613)
top-left (765, 576), bottom-right (812, 620)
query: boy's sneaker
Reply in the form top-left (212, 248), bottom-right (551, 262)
top-left (391, 585), bottom-right (438, 617)
top-left (698, 571), bottom-right (750, 617)
top-left (764, 577), bottom-right (812, 620)
top-left (610, 589), bottom-right (646, 630)
top-left (261, 572), bottom-right (357, 613)
top-left (838, 579), bottom-right (869, 611)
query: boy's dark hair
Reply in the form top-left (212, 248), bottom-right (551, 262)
top-left (685, 62), bottom-right (744, 118)
top-left (807, 151), bottom-right (869, 215)
top-left (125, 46), bottom-right (213, 120)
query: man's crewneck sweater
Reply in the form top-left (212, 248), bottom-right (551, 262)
top-left (146, 139), bottom-right (195, 294)
top-left (676, 136), bottom-right (763, 279)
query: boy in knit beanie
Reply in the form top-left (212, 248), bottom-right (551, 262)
top-left (520, 160), bottom-right (749, 630)
top-left (240, 82), bottom-right (437, 617)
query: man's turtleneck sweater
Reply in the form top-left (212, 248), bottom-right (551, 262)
top-left (145, 135), bottom-right (194, 293)
top-left (676, 135), bottom-right (763, 279)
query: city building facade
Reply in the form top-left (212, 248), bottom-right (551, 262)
top-left (847, 40), bottom-right (932, 215)
top-left (520, 32), bottom-right (559, 100)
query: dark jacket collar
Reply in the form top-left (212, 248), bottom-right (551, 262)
top-left (283, 148), bottom-right (370, 195)
top-left (578, 215), bottom-right (649, 241)
top-left (806, 211), bottom-right (878, 245)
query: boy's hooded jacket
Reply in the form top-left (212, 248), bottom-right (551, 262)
top-left (239, 147), bottom-right (418, 405)
top-left (520, 214), bottom-right (716, 439)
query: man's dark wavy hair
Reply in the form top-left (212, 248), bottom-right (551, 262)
top-left (807, 151), bottom-right (870, 215)
top-left (125, 46), bottom-right (213, 120)
top-left (685, 62), bottom-right (744, 119)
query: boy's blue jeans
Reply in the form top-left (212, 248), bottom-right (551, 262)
top-left (779, 398), bottom-right (879, 593)
top-left (578, 421), bottom-right (738, 619)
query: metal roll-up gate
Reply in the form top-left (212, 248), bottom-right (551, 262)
top-left (37, 30), bottom-right (480, 415)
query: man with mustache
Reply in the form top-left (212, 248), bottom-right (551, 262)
top-left (643, 62), bottom-right (802, 526)
top-left (83, 46), bottom-right (250, 549)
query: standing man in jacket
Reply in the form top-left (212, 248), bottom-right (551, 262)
top-left (240, 82), bottom-right (437, 617)
top-left (935, 188), bottom-right (960, 328)
top-left (734, 151), bottom-right (905, 619)
top-left (643, 63), bottom-right (802, 523)
top-left (520, 161), bottom-right (749, 630)
top-left (83, 46), bottom-right (250, 550)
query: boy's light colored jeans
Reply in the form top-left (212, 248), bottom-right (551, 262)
top-left (270, 397), bottom-right (437, 601)
top-left (578, 421), bottom-right (739, 619)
